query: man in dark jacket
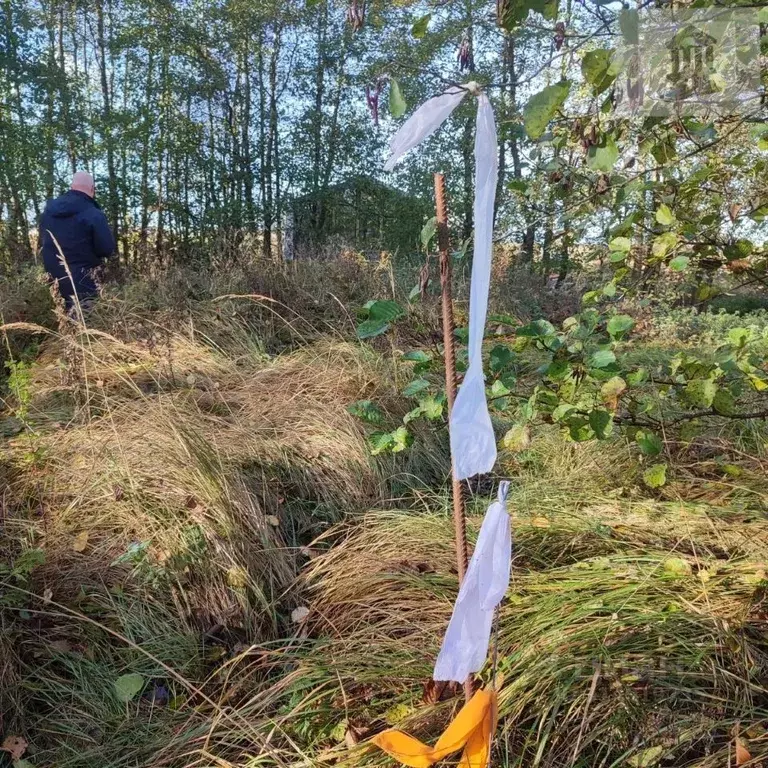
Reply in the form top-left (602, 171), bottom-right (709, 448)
top-left (39, 171), bottom-right (115, 312)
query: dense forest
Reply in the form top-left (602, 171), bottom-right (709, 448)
top-left (2, 2), bottom-right (768, 768)
top-left (4, 0), bottom-right (762, 273)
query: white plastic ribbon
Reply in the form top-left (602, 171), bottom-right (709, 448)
top-left (384, 84), bottom-right (498, 480)
top-left (433, 481), bottom-right (512, 683)
top-left (450, 93), bottom-right (498, 480)
top-left (384, 87), bottom-right (469, 172)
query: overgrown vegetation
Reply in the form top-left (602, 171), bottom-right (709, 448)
top-left (2, 0), bottom-right (768, 765)
top-left (2, 256), bottom-right (767, 768)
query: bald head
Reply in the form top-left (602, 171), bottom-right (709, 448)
top-left (71, 171), bottom-right (95, 198)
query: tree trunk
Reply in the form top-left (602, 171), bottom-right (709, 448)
top-left (58, 6), bottom-right (76, 173)
top-left (95, 0), bottom-right (120, 254)
top-left (139, 48), bottom-right (155, 266)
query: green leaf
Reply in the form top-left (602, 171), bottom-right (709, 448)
top-left (712, 389), bottom-right (736, 416)
top-left (368, 300), bottom-right (405, 322)
top-left (651, 232), bottom-right (677, 259)
top-left (389, 79), bottom-right (406, 118)
top-left (507, 179), bottom-right (529, 195)
top-left (498, 0), bottom-right (557, 29)
top-left (581, 48), bottom-right (618, 94)
top-left (601, 376), bottom-right (627, 406)
top-left (589, 408), bottom-right (613, 439)
top-left (369, 431), bottom-right (393, 455)
top-left (411, 13), bottom-right (431, 38)
top-left (420, 217), bottom-right (437, 247)
top-left (390, 426), bottom-right (412, 452)
top-left (727, 327), bottom-right (750, 347)
top-left (14, 762), bottom-right (36, 768)
top-left (609, 237), bottom-right (631, 253)
top-left (552, 403), bottom-right (575, 421)
top-left (418, 395), bottom-right (444, 420)
top-left (356, 318), bottom-right (390, 339)
top-left (402, 406), bottom-right (422, 424)
top-left (619, 8), bottom-right (639, 44)
top-left (12, 547), bottom-right (45, 576)
top-left (114, 673), bottom-right (145, 703)
top-left (589, 349), bottom-right (616, 369)
top-left (490, 344), bottom-right (513, 372)
top-left (686, 378), bottom-right (717, 408)
top-left (402, 378), bottom-right (431, 397)
top-left (669, 255), bottom-right (689, 271)
top-left (546, 359), bottom-right (571, 381)
top-left (655, 203), bottom-right (675, 226)
top-left (491, 378), bottom-right (511, 397)
top-left (610, 250), bottom-right (628, 263)
top-left (636, 430), bottom-right (663, 456)
top-left (502, 424), bottom-right (531, 452)
top-left (643, 463), bottom-right (667, 489)
top-left (517, 319), bottom-right (556, 338)
top-left (523, 81), bottom-right (571, 140)
top-left (402, 350), bottom-right (431, 363)
top-left (357, 300), bottom-right (405, 338)
top-left (586, 135), bottom-right (619, 172)
top-left (627, 367), bottom-right (648, 386)
top-left (568, 417), bottom-right (593, 442)
top-left (607, 314), bottom-right (634, 338)
top-left (347, 400), bottom-right (384, 423)
top-left (650, 139), bottom-right (676, 164)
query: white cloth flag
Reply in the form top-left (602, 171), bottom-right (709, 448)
top-left (384, 84), bottom-right (498, 480)
top-left (433, 481), bottom-right (512, 683)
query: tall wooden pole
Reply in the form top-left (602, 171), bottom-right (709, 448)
top-left (434, 172), bottom-right (472, 702)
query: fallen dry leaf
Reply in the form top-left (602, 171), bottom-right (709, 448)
top-left (1, 735), bottom-right (28, 760)
top-left (73, 531), bottom-right (89, 552)
top-left (344, 726), bottom-right (360, 749)
top-left (291, 606), bottom-right (310, 624)
top-left (736, 737), bottom-right (751, 765)
top-left (43, 588), bottom-right (53, 602)
top-left (266, 515), bottom-right (280, 527)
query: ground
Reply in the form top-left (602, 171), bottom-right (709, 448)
top-left (1, 260), bottom-right (767, 768)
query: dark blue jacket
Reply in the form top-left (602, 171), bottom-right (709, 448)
top-left (39, 190), bottom-right (115, 277)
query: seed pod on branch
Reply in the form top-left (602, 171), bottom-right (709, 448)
top-left (365, 80), bottom-right (383, 126)
top-left (457, 30), bottom-right (473, 72)
top-left (554, 21), bottom-right (566, 51)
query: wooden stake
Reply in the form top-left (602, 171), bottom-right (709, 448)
top-left (434, 172), bottom-right (472, 703)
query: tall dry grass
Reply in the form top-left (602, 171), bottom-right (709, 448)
top-left (202, 434), bottom-right (768, 768)
top-left (0, 275), bottom-right (450, 766)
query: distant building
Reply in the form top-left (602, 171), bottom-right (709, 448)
top-left (287, 175), bottom-right (429, 259)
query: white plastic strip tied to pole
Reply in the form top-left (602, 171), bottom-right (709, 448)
top-left (384, 81), bottom-right (499, 481)
top-left (385, 85), bottom-right (508, 683)
top-left (433, 481), bottom-right (512, 682)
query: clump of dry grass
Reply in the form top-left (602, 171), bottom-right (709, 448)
top-left (5, 336), bottom-right (396, 638)
top-left (206, 435), bottom-right (768, 768)
top-left (1, 315), bottom-right (424, 765)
